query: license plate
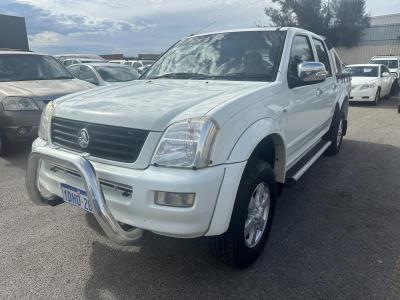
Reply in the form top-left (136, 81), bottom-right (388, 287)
top-left (61, 183), bottom-right (93, 213)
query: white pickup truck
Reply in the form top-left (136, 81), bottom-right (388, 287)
top-left (26, 27), bottom-right (349, 268)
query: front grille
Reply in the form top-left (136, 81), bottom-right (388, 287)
top-left (51, 117), bottom-right (149, 163)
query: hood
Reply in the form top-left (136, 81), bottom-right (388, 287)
top-left (351, 77), bottom-right (377, 86)
top-left (0, 79), bottom-right (93, 101)
top-left (54, 79), bottom-right (266, 131)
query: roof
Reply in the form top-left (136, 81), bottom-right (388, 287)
top-left (371, 56), bottom-right (399, 60)
top-left (190, 27), bottom-right (286, 38)
top-left (0, 50), bottom-right (43, 55)
top-left (345, 64), bottom-right (381, 67)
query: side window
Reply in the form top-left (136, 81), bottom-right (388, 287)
top-left (79, 66), bottom-right (98, 85)
top-left (313, 38), bottom-right (332, 76)
top-left (333, 51), bottom-right (343, 75)
top-left (133, 62), bottom-right (141, 68)
top-left (68, 65), bottom-right (80, 77)
top-left (380, 66), bottom-right (385, 76)
top-left (288, 35), bottom-right (315, 87)
top-left (64, 60), bottom-right (72, 67)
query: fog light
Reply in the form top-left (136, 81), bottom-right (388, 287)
top-left (154, 191), bottom-right (195, 207)
top-left (17, 126), bottom-right (30, 136)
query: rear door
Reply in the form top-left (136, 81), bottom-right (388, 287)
top-left (311, 38), bottom-right (337, 124)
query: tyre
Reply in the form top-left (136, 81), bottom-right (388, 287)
top-left (398, 105), bottom-right (400, 114)
top-left (324, 108), bottom-right (345, 156)
top-left (372, 88), bottom-right (380, 106)
top-left (210, 159), bottom-right (276, 269)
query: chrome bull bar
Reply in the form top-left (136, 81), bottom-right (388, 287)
top-left (25, 146), bottom-right (143, 245)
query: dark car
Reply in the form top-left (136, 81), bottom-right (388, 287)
top-left (0, 51), bottom-right (94, 155)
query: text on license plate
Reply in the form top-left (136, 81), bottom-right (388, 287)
top-left (61, 183), bottom-right (93, 213)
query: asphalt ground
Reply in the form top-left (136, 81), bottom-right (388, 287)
top-left (0, 96), bottom-right (399, 299)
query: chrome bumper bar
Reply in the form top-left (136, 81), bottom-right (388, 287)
top-left (25, 146), bottom-right (143, 245)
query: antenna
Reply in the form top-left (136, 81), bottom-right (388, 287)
top-left (190, 21), bottom-right (216, 36)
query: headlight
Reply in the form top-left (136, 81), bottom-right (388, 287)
top-left (38, 101), bottom-right (55, 141)
top-left (360, 83), bottom-right (376, 90)
top-left (152, 117), bottom-right (218, 169)
top-left (2, 96), bottom-right (39, 111)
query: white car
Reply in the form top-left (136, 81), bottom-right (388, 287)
top-left (124, 60), bottom-right (154, 74)
top-left (67, 63), bottom-right (139, 86)
top-left (369, 56), bottom-right (400, 79)
top-left (344, 64), bottom-right (395, 105)
top-left (62, 58), bottom-right (105, 67)
top-left (26, 27), bottom-right (349, 268)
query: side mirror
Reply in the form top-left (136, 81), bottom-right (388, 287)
top-left (298, 62), bottom-right (327, 83)
top-left (382, 72), bottom-right (390, 77)
top-left (391, 72), bottom-right (398, 79)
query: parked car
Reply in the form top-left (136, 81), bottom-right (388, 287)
top-left (344, 64), bottom-right (394, 105)
top-left (67, 63), bottom-right (139, 86)
top-left (62, 58), bottom-right (105, 67)
top-left (54, 54), bottom-right (104, 64)
top-left (109, 60), bottom-right (127, 64)
top-left (124, 60), bottom-right (154, 74)
top-left (26, 27), bottom-right (349, 268)
top-left (0, 51), bottom-right (94, 155)
top-left (369, 56), bottom-right (400, 79)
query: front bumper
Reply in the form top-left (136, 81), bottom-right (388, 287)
top-left (349, 87), bottom-right (377, 102)
top-left (0, 110), bottom-right (41, 141)
top-left (26, 139), bottom-right (243, 244)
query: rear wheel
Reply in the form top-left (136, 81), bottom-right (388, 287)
top-left (324, 108), bottom-right (345, 156)
top-left (210, 159), bottom-right (276, 269)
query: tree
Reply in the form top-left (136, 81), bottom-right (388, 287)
top-left (264, 0), bottom-right (370, 47)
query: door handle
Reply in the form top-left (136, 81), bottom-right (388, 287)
top-left (316, 88), bottom-right (323, 96)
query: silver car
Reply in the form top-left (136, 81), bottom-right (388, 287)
top-left (0, 51), bottom-right (94, 155)
top-left (67, 63), bottom-right (139, 86)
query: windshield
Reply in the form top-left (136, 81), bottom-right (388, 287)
top-left (0, 54), bottom-right (74, 82)
top-left (94, 66), bottom-right (138, 82)
top-left (370, 59), bottom-right (398, 69)
top-left (143, 31), bottom-right (286, 81)
top-left (343, 66), bottom-right (378, 77)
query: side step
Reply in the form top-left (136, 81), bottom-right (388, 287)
top-left (285, 140), bottom-right (331, 187)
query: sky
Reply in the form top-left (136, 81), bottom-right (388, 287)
top-left (0, 0), bottom-right (400, 56)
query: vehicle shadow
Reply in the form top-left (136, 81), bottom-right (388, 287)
top-left (0, 142), bottom-right (31, 170)
top-left (83, 139), bottom-right (400, 299)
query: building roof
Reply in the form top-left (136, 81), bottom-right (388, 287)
top-left (370, 13), bottom-right (400, 26)
top-left (358, 14), bottom-right (400, 45)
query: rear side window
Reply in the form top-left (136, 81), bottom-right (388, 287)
top-left (288, 35), bottom-right (315, 87)
top-left (333, 51), bottom-right (343, 75)
top-left (313, 38), bottom-right (332, 76)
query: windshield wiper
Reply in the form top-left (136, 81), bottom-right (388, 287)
top-left (148, 72), bottom-right (210, 80)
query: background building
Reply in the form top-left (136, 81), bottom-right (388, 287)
top-left (336, 13), bottom-right (400, 64)
top-left (0, 13), bottom-right (29, 51)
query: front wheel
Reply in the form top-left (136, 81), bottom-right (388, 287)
top-left (210, 159), bottom-right (276, 269)
top-left (372, 88), bottom-right (380, 106)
